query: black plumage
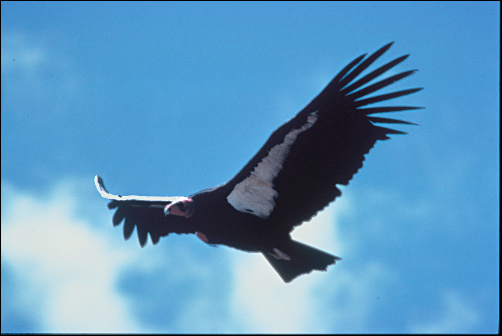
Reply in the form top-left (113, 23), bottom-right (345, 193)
top-left (95, 42), bottom-right (422, 283)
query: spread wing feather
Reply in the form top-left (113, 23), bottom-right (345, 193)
top-left (95, 176), bottom-right (196, 246)
top-left (225, 42), bottom-right (422, 233)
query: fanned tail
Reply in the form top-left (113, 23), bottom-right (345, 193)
top-left (263, 240), bottom-right (341, 283)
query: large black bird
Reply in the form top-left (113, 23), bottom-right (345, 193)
top-left (95, 42), bottom-right (422, 283)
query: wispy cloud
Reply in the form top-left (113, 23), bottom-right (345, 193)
top-left (1, 32), bottom-right (46, 71)
top-left (409, 289), bottom-right (481, 333)
top-left (0, 177), bottom-right (386, 333)
top-left (1, 31), bottom-right (80, 117)
top-left (230, 194), bottom-right (399, 333)
top-left (1, 180), bottom-right (143, 333)
top-left (1, 179), bottom-right (246, 333)
top-left (230, 206), bottom-right (341, 333)
top-left (1, 178), bottom-right (487, 333)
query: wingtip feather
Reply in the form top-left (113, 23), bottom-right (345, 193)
top-left (368, 116), bottom-right (418, 126)
top-left (123, 219), bottom-right (135, 240)
top-left (380, 127), bottom-right (408, 135)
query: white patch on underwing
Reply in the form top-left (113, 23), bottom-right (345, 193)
top-left (271, 248), bottom-right (291, 260)
top-left (227, 111), bottom-right (318, 219)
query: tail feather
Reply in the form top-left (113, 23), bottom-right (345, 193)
top-left (263, 240), bottom-right (341, 283)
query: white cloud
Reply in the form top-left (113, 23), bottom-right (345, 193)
top-left (231, 251), bottom-right (318, 333)
top-left (229, 194), bottom-right (396, 333)
top-left (409, 289), bottom-right (481, 333)
top-left (2, 178), bottom-right (482, 333)
top-left (1, 180), bottom-right (144, 333)
top-left (316, 260), bottom-right (397, 333)
top-left (230, 203), bottom-right (341, 333)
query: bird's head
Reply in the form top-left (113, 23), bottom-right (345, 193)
top-left (164, 197), bottom-right (194, 218)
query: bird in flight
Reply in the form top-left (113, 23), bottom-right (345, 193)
top-left (95, 42), bottom-right (422, 283)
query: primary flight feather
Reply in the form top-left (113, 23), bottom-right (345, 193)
top-left (96, 42), bottom-right (422, 282)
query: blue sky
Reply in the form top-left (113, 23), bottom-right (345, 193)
top-left (1, 1), bottom-right (499, 333)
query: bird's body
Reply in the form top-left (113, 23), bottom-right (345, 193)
top-left (96, 42), bottom-right (422, 282)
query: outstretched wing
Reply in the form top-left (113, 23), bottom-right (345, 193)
top-left (224, 42), bottom-right (422, 232)
top-left (95, 176), bottom-right (197, 246)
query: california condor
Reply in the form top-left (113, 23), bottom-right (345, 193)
top-left (95, 42), bottom-right (422, 283)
